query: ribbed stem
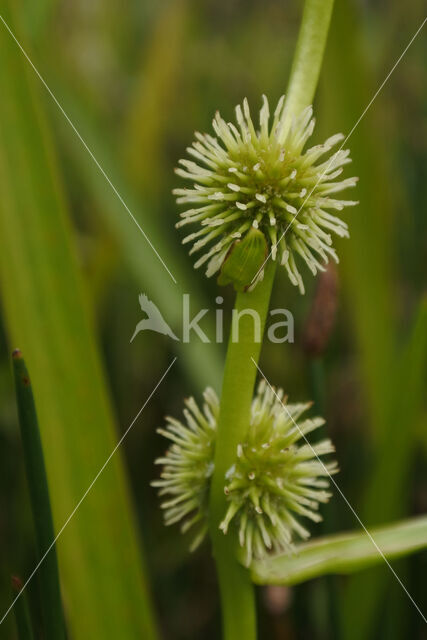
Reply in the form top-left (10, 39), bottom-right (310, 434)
top-left (208, 0), bottom-right (336, 638)
top-left (210, 262), bottom-right (276, 640)
top-left (12, 350), bottom-right (65, 640)
top-left (286, 0), bottom-right (335, 115)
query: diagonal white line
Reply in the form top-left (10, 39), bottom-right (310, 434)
top-left (0, 357), bottom-right (177, 625)
top-left (252, 15), bottom-right (427, 284)
top-left (252, 357), bottom-right (427, 624)
top-left (0, 14), bottom-right (177, 285)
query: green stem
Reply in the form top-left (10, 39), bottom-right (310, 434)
top-left (208, 0), bottom-right (336, 637)
top-left (210, 262), bottom-right (277, 640)
top-left (12, 350), bottom-right (65, 640)
top-left (286, 0), bottom-right (335, 115)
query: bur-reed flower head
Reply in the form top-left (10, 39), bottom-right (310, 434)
top-left (174, 95), bottom-right (358, 293)
top-left (153, 381), bottom-right (337, 565)
top-left (220, 380), bottom-right (338, 566)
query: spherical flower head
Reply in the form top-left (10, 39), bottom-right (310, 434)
top-left (151, 388), bottom-right (218, 551)
top-left (153, 381), bottom-right (337, 565)
top-left (174, 95), bottom-right (358, 293)
top-left (220, 380), bottom-right (338, 566)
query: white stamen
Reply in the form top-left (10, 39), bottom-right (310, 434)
top-left (228, 183), bottom-right (240, 192)
top-left (281, 249), bottom-right (290, 265)
top-left (204, 219), bottom-right (224, 226)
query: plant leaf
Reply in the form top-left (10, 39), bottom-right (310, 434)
top-left (251, 516), bottom-right (427, 586)
top-left (51, 80), bottom-right (223, 392)
top-left (0, 5), bottom-right (158, 638)
top-left (12, 351), bottom-right (65, 640)
top-left (11, 576), bottom-right (35, 640)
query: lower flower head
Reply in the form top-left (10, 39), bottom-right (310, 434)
top-left (174, 95), bottom-right (358, 293)
top-left (153, 381), bottom-right (337, 565)
top-left (220, 380), bottom-right (338, 566)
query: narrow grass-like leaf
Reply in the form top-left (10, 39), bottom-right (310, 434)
top-left (123, 0), bottom-right (188, 198)
top-left (0, 5), bottom-right (157, 638)
top-left (322, 0), bottom-right (397, 450)
top-left (12, 351), bottom-right (65, 640)
top-left (320, 1), bottom-right (414, 636)
top-left (51, 81), bottom-right (223, 391)
top-left (362, 296), bottom-right (427, 523)
top-left (342, 296), bottom-right (427, 636)
top-left (21, 0), bottom-right (56, 40)
top-left (251, 516), bottom-right (427, 586)
top-left (11, 577), bottom-right (35, 640)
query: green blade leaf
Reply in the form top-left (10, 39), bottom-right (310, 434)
top-left (341, 295), bottom-right (427, 636)
top-left (0, 5), bottom-right (157, 639)
top-left (319, 1), bottom-right (425, 635)
top-left (51, 79), bottom-right (223, 392)
top-left (251, 516), bottom-right (427, 586)
top-left (11, 577), bottom-right (35, 640)
top-left (12, 351), bottom-right (65, 640)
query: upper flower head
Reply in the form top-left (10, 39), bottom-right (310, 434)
top-left (174, 95), bottom-right (358, 293)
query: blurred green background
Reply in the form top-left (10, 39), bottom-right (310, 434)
top-left (0, 0), bottom-right (426, 638)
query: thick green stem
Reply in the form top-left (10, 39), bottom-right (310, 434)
top-left (286, 0), bottom-right (335, 115)
top-left (208, 1), bottom-right (336, 638)
top-left (210, 262), bottom-right (276, 640)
